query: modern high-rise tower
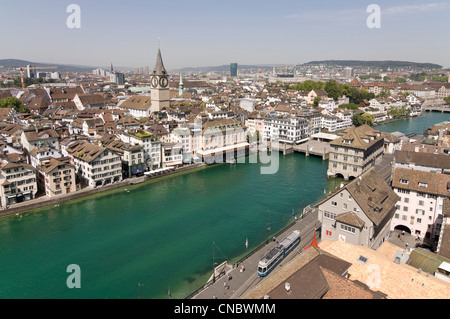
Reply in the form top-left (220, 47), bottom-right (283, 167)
top-left (230, 63), bottom-right (238, 77)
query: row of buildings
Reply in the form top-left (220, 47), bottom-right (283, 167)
top-left (317, 121), bottom-right (450, 257)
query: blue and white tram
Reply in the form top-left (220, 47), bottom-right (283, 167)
top-left (257, 230), bottom-right (301, 277)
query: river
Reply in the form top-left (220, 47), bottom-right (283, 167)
top-left (0, 111), bottom-right (448, 299)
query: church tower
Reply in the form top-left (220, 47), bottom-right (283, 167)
top-left (150, 48), bottom-right (170, 113)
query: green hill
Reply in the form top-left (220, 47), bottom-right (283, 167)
top-left (302, 60), bottom-right (442, 70)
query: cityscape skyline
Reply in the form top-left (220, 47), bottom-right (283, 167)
top-left (1, 0), bottom-right (450, 69)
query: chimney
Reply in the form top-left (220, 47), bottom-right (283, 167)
top-left (285, 282), bottom-right (291, 293)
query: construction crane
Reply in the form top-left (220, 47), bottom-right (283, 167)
top-left (16, 66), bottom-right (58, 89)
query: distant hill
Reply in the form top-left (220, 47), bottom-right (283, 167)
top-left (301, 60), bottom-right (442, 69)
top-left (0, 59), bottom-right (98, 73)
top-left (170, 64), bottom-right (285, 74)
top-left (0, 59), bottom-right (133, 73)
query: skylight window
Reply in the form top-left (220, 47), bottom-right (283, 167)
top-left (357, 255), bottom-right (368, 264)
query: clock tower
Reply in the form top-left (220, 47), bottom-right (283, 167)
top-left (150, 48), bottom-right (170, 113)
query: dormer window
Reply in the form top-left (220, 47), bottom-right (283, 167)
top-left (400, 179), bottom-right (409, 185)
top-left (418, 182), bottom-right (428, 188)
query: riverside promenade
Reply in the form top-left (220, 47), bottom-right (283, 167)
top-left (0, 162), bottom-right (206, 218)
top-left (189, 207), bottom-right (321, 300)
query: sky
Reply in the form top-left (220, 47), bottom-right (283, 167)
top-left (0, 0), bottom-right (449, 70)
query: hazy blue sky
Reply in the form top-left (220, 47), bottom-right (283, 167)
top-left (1, 0), bottom-right (449, 70)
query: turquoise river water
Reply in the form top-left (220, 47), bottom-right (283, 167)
top-left (0, 111), bottom-right (448, 299)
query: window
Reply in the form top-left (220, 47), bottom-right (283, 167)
top-left (343, 203), bottom-right (347, 210)
top-left (416, 209), bottom-right (425, 215)
top-left (400, 179), bottom-right (409, 184)
top-left (419, 200), bottom-right (424, 206)
top-left (395, 213), bottom-right (400, 219)
top-left (341, 224), bottom-right (356, 234)
top-left (324, 211), bottom-right (336, 220)
top-left (418, 182), bottom-right (428, 188)
top-left (331, 201), bottom-right (337, 207)
top-left (403, 206), bottom-right (408, 211)
top-left (417, 218), bottom-right (422, 223)
top-left (404, 197), bottom-right (409, 203)
top-left (402, 215), bottom-right (407, 221)
top-left (357, 255), bottom-right (368, 264)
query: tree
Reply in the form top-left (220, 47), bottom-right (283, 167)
top-left (352, 113), bottom-right (364, 126)
top-left (324, 80), bottom-right (342, 100)
top-left (361, 113), bottom-right (375, 126)
top-left (0, 97), bottom-right (29, 113)
top-left (313, 96), bottom-right (321, 107)
top-left (376, 89), bottom-right (390, 98)
top-left (352, 113), bottom-right (374, 126)
top-left (444, 95), bottom-right (450, 105)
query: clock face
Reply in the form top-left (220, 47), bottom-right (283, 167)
top-left (159, 76), bottom-right (168, 88)
top-left (151, 76), bottom-right (159, 88)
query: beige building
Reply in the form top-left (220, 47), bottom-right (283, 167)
top-left (192, 118), bottom-right (249, 163)
top-left (0, 162), bottom-right (37, 207)
top-left (327, 124), bottom-right (384, 180)
top-left (317, 168), bottom-right (399, 249)
top-left (66, 141), bottom-right (122, 188)
top-left (39, 157), bottom-right (77, 197)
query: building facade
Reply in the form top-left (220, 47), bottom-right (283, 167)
top-left (317, 168), bottom-right (399, 249)
top-left (327, 125), bottom-right (384, 180)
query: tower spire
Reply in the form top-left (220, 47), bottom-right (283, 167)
top-left (152, 47), bottom-right (167, 76)
top-left (179, 73), bottom-right (184, 97)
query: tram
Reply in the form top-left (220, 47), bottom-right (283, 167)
top-left (257, 230), bottom-right (301, 277)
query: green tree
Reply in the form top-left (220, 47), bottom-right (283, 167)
top-left (444, 95), bottom-right (450, 105)
top-left (324, 80), bottom-right (342, 100)
top-left (313, 96), bottom-right (321, 107)
top-left (394, 77), bottom-right (406, 83)
top-left (376, 89), bottom-right (390, 98)
top-left (352, 113), bottom-right (364, 126)
top-left (361, 113), bottom-right (375, 126)
top-left (0, 97), bottom-right (29, 113)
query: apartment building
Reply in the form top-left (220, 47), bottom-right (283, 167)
top-left (118, 132), bottom-right (161, 171)
top-left (391, 168), bottom-right (449, 242)
top-left (327, 124), bottom-right (384, 180)
top-left (21, 128), bottom-right (60, 152)
top-left (38, 157), bottom-right (77, 197)
top-left (317, 168), bottom-right (399, 249)
top-left (193, 118), bottom-right (249, 163)
top-left (0, 162), bottom-right (37, 207)
top-left (263, 113), bottom-right (309, 144)
top-left (66, 141), bottom-right (122, 188)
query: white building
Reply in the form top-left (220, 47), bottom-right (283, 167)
top-left (0, 162), bottom-right (37, 207)
top-left (391, 168), bottom-right (449, 241)
top-left (66, 141), bottom-right (122, 188)
top-left (263, 113), bottom-right (309, 144)
top-left (118, 132), bottom-right (161, 170)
